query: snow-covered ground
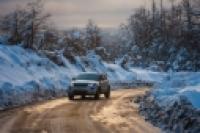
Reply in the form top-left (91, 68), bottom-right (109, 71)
top-left (0, 44), bottom-right (71, 109)
top-left (130, 67), bottom-right (167, 83)
top-left (0, 45), bottom-right (70, 87)
top-left (152, 72), bottom-right (200, 109)
top-left (0, 44), bottom-right (137, 109)
top-left (75, 51), bottom-right (136, 82)
top-left (129, 68), bottom-right (200, 109)
top-left (0, 44), bottom-right (199, 110)
top-left (0, 44), bottom-right (136, 88)
top-left (130, 67), bottom-right (200, 109)
top-left (137, 72), bottom-right (200, 132)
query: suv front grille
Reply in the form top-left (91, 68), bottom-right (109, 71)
top-left (74, 83), bottom-right (88, 87)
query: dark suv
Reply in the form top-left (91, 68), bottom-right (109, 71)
top-left (68, 72), bottom-right (111, 100)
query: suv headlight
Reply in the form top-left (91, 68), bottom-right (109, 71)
top-left (88, 83), bottom-right (99, 88)
top-left (88, 83), bottom-right (96, 87)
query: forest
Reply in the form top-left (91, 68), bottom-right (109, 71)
top-left (0, 0), bottom-right (199, 71)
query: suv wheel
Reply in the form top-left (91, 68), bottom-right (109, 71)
top-left (105, 86), bottom-right (110, 99)
top-left (95, 90), bottom-right (100, 100)
top-left (82, 95), bottom-right (85, 99)
top-left (68, 93), bottom-right (74, 100)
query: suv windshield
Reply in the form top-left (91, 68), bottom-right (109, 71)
top-left (75, 74), bottom-right (100, 81)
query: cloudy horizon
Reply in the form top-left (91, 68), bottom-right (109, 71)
top-left (0, 0), bottom-right (172, 29)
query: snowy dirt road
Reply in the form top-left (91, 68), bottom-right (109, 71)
top-left (0, 88), bottom-right (160, 133)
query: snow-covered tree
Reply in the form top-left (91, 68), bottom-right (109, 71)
top-left (64, 28), bottom-right (86, 56)
top-left (0, 0), bottom-right (51, 50)
top-left (116, 0), bottom-right (200, 71)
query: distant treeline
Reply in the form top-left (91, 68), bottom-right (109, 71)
top-left (116, 0), bottom-right (200, 71)
top-left (0, 0), bottom-right (199, 71)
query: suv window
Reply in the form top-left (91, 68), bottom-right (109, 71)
top-left (76, 74), bottom-right (101, 81)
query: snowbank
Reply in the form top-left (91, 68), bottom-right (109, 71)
top-left (74, 51), bottom-right (136, 82)
top-left (130, 67), bottom-right (167, 83)
top-left (0, 45), bottom-right (70, 86)
top-left (152, 72), bottom-right (200, 109)
top-left (135, 93), bottom-right (200, 133)
top-left (135, 72), bottom-right (200, 132)
top-left (129, 68), bottom-right (200, 109)
top-left (0, 44), bottom-right (71, 109)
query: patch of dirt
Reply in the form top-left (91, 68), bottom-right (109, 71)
top-left (0, 88), bottom-right (161, 133)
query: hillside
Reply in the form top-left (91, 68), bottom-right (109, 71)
top-left (0, 44), bottom-right (136, 109)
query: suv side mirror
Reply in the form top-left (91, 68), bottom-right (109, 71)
top-left (72, 77), bottom-right (76, 80)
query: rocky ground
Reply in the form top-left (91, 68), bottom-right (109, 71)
top-left (134, 92), bottom-right (200, 133)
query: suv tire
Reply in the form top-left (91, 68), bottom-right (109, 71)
top-left (82, 95), bottom-right (86, 99)
top-left (95, 89), bottom-right (100, 100)
top-left (105, 86), bottom-right (111, 99)
top-left (68, 93), bottom-right (74, 100)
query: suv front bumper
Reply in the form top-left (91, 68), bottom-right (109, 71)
top-left (68, 86), bottom-right (97, 95)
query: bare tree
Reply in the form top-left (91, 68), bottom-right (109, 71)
top-left (65, 28), bottom-right (86, 56)
top-left (0, 0), bottom-right (51, 50)
top-left (0, 9), bottom-right (27, 44)
top-left (183, 0), bottom-right (192, 31)
top-left (85, 19), bottom-right (102, 50)
top-left (25, 0), bottom-right (51, 49)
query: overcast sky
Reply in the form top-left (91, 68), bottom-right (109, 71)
top-left (0, 0), bottom-right (171, 29)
